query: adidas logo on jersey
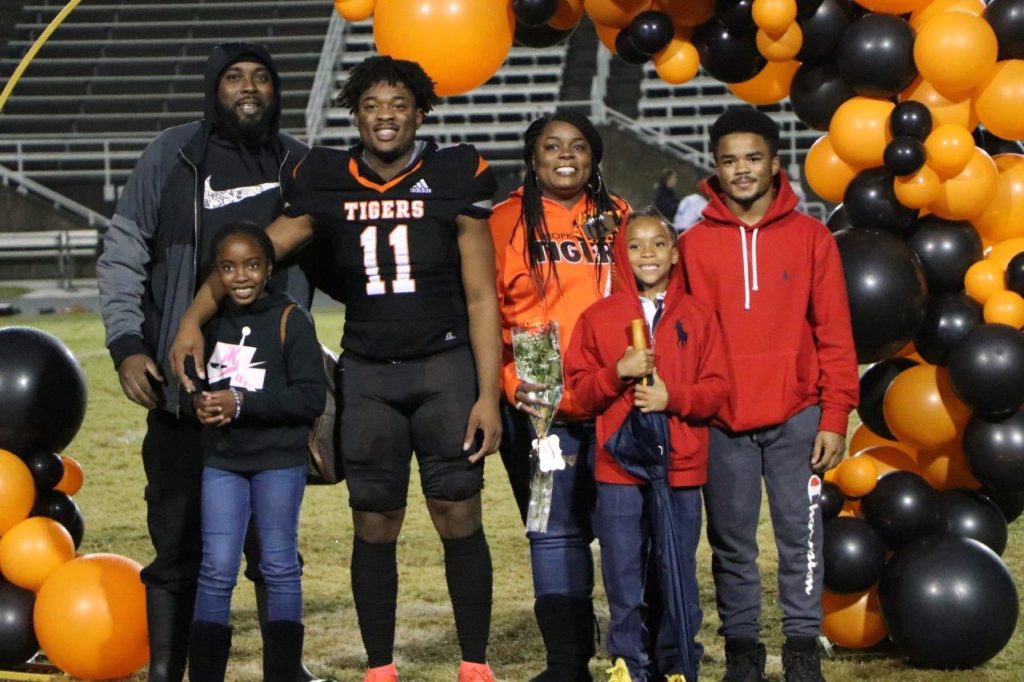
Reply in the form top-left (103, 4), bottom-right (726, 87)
top-left (410, 179), bottom-right (432, 194)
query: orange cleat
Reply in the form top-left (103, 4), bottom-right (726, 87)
top-left (362, 662), bottom-right (399, 682)
top-left (457, 660), bottom-right (497, 681)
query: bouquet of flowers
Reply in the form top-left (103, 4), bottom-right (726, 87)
top-left (512, 321), bottom-right (564, 532)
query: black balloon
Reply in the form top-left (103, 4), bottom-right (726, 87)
top-left (973, 125), bottom-right (1024, 156)
top-left (948, 323), bottom-right (1024, 417)
top-left (913, 293), bottom-right (984, 366)
top-left (823, 517), bottom-right (887, 594)
top-left (980, 486), bottom-right (1024, 523)
top-left (889, 101), bottom-right (932, 141)
top-left (884, 136), bottom-right (926, 176)
top-left (629, 10), bottom-right (674, 55)
top-left (796, 0), bottom-right (825, 18)
top-left (904, 215), bottom-right (983, 294)
top-left (963, 409), bottom-right (1024, 492)
top-left (514, 19), bottom-right (578, 47)
top-left (789, 61), bottom-right (857, 131)
top-left (715, 0), bottom-right (756, 32)
top-left (835, 228), bottom-right (928, 363)
top-left (836, 14), bottom-right (917, 98)
top-left (0, 580), bottom-right (37, 666)
top-left (512, 0), bottom-right (556, 26)
top-left (825, 204), bottom-right (852, 233)
top-left (879, 535), bottom-right (1019, 669)
top-left (615, 27), bottom-right (650, 65)
top-left (821, 481), bottom-right (845, 519)
top-left (861, 471), bottom-right (941, 549)
top-left (31, 489), bottom-right (84, 548)
top-left (858, 358), bottom-right (918, 439)
top-left (692, 20), bottom-right (766, 83)
top-left (1006, 251), bottom-right (1024, 297)
top-left (23, 450), bottom-right (64, 490)
top-left (984, 0), bottom-right (1024, 61)
top-left (0, 327), bottom-right (87, 457)
top-left (937, 490), bottom-right (1009, 555)
top-left (843, 167), bottom-right (918, 235)
top-left (796, 0), bottom-right (857, 63)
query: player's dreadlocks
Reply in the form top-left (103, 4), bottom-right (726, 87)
top-left (519, 111), bottom-right (621, 293)
top-left (335, 55), bottom-right (440, 114)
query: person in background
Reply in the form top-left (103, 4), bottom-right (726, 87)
top-left (673, 190), bottom-right (708, 235)
top-left (681, 108), bottom-right (858, 682)
top-left (654, 169), bottom-right (680, 223)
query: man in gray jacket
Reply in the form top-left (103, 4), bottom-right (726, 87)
top-left (97, 42), bottom-right (317, 682)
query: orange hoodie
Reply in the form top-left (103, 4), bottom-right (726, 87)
top-left (681, 171), bottom-right (859, 434)
top-left (492, 188), bottom-right (629, 421)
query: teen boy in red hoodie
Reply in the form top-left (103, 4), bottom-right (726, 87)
top-left (682, 108), bottom-right (859, 682)
top-left (566, 208), bottom-right (730, 681)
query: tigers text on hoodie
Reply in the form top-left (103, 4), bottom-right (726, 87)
top-left (681, 172), bottom-right (859, 435)
top-left (564, 229), bottom-right (731, 487)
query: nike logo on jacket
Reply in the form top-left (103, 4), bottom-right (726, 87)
top-left (203, 176), bottom-right (279, 209)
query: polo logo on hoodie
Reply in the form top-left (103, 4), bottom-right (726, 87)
top-left (675, 321), bottom-right (687, 347)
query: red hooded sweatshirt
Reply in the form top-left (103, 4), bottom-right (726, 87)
top-left (564, 225), bottom-right (731, 486)
top-left (681, 172), bottom-right (859, 435)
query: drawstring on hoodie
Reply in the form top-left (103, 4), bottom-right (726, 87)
top-left (738, 226), bottom-right (760, 310)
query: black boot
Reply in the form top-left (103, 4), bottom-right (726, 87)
top-left (263, 621), bottom-right (305, 682)
top-left (529, 595), bottom-right (595, 682)
top-left (254, 582), bottom-right (329, 682)
top-left (722, 637), bottom-right (766, 682)
top-left (782, 636), bottom-right (825, 682)
top-left (187, 621), bottom-right (232, 682)
top-left (145, 587), bottom-right (194, 682)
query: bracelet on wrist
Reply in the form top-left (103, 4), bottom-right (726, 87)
top-left (230, 388), bottom-right (242, 420)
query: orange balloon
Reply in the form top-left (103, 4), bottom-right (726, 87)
top-left (727, 59), bottom-right (799, 105)
top-left (34, 554), bottom-right (149, 680)
top-left (835, 455), bottom-right (880, 498)
top-left (0, 450), bottom-right (35, 536)
top-left (983, 289), bottom-right (1024, 327)
top-left (914, 12), bottom-right (999, 94)
top-left (854, 0), bottom-right (930, 13)
top-left (654, 0), bottom-right (714, 27)
top-left (909, 0), bottom-right (986, 30)
top-left (972, 154), bottom-right (1024, 243)
top-left (924, 123), bottom-right (976, 178)
top-left (584, 0), bottom-right (652, 27)
top-left (550, 0), bottom-right (585, 29)
top-left (752, 0), bottom-right (797, 35)
top-left (0, 517), bottom-right (74, 591)
top-left (901, 77), bottom-right (978, 131)
top-left (975, 59), bottom-right (1024, 143)
top-left (915, 442), bottom-right (982, 490)
top-left (334, 0), bottom-right (376, 21)
top-left (829, 97), bottom-right (894, 169)
top-left (838, 498), bottom-right (862, 518)
top-left (928, 148), bottom-right (998, 221)
top-left (594, 20), bottom-right (621, 52)
top-left (987, 237), bottom-right (1024, 269)
top-left (373, 0), bottom-right (514, 97)
top-left (883, 364), bottom-right (971, 450)
top-left (857, 445), bottom-right (921, 478)
top-left (848, 424), bottom-right (915, 458)
top-left (654, 33), bottom-right (700, 84)
top-left (805, 135), bottom-right (858, 203)
top-left (964, 258), bottom-right (1007, 303)
top-left (54, 455), bottom-right (84, 496)
top-left (756, 23), bottom-right (802, 62)
top-left (894, 165), bottom-right (942, 209)
top-left (822, 588), bottom-right (888, 649)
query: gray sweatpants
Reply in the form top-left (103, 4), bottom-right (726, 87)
top-left (704, 405), bottom-right (824, 640)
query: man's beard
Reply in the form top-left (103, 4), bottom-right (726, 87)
top-left (218, 101), bottom-right (275, 144)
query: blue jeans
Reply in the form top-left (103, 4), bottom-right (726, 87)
top-left (594, 483), bottom-right (704, 680)
top-left (193, 465), bottom-right (306, 625)
top-left (525, 421), bottom-right (596, 598)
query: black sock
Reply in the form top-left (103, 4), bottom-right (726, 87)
top-left (442, 528), bottom-right (492, 664)
top-left (351, 537), bottom-right (398, 668)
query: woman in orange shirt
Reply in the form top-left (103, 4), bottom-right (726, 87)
top-left (492, 111), bottom-right (628, 681)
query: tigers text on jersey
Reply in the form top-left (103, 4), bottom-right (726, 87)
top-left (284, 140), bottom-right (496, 361)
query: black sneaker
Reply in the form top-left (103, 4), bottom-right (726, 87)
top-left (782, 636), bottom-right (825, 682)
top-left (722, 638), bottom-right (766, 682)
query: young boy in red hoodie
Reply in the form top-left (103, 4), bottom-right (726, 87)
top-left (682, 108), bottom-right (859, 682)
top-left (566, 208), bottom-right (730, 681)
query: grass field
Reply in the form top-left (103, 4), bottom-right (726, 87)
top-left (4, 310), bottom-right (1023, 681)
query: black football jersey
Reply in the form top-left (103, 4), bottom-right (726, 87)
top-left (284, 140), bottom-right (496, 361)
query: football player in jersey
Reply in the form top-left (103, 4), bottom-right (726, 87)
top-left (170, 55), bottom-right (502, 682)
